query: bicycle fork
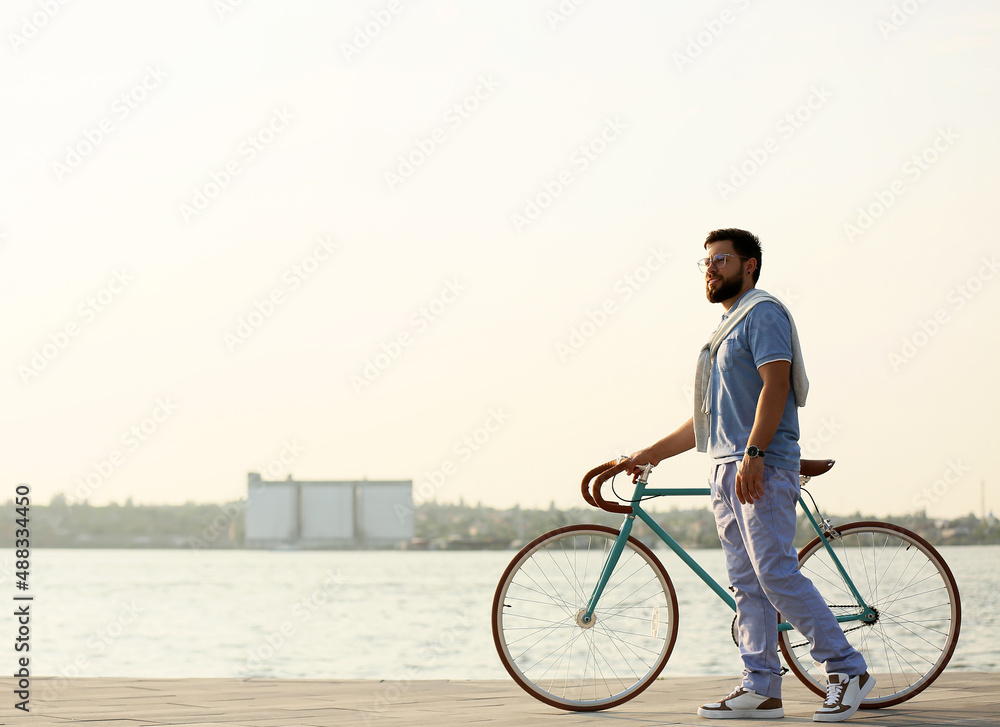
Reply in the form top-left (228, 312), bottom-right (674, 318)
top-left (579, 515), bottom-right (637, 625)
top-left (798, 499), bottom-right (879, 627)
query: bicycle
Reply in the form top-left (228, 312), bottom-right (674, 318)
top-left (491, 457), bottom-right (961, 712)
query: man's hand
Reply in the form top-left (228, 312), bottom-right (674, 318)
top-left (735, 455), bottom-right (766, 504)
top-left (625, 449), bottom-right (658, 482)
top-left (623, 419), bottom-right (696, 482)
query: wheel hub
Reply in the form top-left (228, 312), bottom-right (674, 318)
top-left (862, 606), bottom-right (880, 625)
top-left (575, 609), bottom-right (596, 629)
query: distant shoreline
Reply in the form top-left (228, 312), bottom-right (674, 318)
top-left (4, 498), bottom-right (998, 550)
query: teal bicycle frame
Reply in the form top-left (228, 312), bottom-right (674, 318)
top-left (581, 476), bottom-right (879, 630)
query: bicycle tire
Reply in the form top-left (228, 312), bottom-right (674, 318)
top-left (491, 524), bottom-right (679, 711)
top-left (778, 521), bottom-right (961, 707)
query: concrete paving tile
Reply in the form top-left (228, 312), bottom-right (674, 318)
top-left (2, 674), bottom-right (995, 727)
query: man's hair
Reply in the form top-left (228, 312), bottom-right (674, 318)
top-left (704, 228), bottom-right (762, 283)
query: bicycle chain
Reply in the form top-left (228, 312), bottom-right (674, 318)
top-left (787, 607), bottom-right (871, 649)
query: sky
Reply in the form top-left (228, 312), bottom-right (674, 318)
top-left (2, 0), bottom-right (998, 519)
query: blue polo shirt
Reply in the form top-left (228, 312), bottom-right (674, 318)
top-left (709, 294), bottom-right (800, 472)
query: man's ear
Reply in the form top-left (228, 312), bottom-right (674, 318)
top-left (746, 257), bottom-right (758, 277)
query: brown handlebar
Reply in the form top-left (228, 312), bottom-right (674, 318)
top-left (581, 458), bottom-right (835, 514)
top-left (580, 460), bottom-right (615, 508)
top-left (580, 459), bottom-right (632, 514)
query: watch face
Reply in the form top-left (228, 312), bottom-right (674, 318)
top-left (747, 446), bottom-right (760, 457)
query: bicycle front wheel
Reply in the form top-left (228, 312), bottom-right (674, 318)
top-left (492, 524), bottom-right (679, 711)
top-left (779, 521), bottom-right (961, 707)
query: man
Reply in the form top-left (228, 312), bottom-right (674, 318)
top-left (626, 229), bottom-right (873, 722)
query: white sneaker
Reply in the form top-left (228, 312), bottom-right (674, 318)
top-left (698, 685), bottom-right (784, 719)
top-left (813, 672), bottom-right (875, 722)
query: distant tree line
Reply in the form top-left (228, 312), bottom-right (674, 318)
top-left (0, 494), bottom-right (244, 549)
top-left (1, 495), bottom-right (997, 549)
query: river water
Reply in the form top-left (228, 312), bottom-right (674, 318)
top-left (8, 545), bottom-right (996, 681)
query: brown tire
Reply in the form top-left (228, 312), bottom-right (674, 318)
top-left (492, 524), bottom-right (679, 711)
top-left (778, 521), bottom-right (961, 707)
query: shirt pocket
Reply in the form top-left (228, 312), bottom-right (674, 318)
top-left (716, 336), bottom-right (736, 371)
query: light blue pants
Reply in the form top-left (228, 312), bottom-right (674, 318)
top-left (710, 461), bottom-right (868, 699)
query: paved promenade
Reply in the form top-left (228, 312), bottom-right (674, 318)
top-left (2, 672), bottom-right (994, 726)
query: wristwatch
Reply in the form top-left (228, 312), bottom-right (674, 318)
top-left (746, 445), bottom-right (766, 459)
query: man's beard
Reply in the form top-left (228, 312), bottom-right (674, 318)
top-left (706, 274), bottom-right (743, 303)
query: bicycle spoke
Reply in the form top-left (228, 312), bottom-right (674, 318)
top-left (493, 526), bottom-right (677, 711)
top-left (778, 523), bottom-right (960, 708)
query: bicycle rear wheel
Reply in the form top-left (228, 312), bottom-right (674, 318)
top-left (492, 524), bottom-right (679, 711)
top-left (779, 521), bottom-right (961, 707)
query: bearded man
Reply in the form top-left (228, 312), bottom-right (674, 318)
top-left (627, 228), bottom-right (873, 722)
